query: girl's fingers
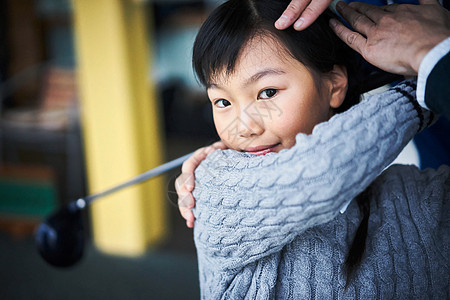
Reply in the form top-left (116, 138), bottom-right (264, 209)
top-left (175, 141), bottom-right (226, 228)
top-left (181, 147), bottom-right (208, 174)
top-left (175, 172), bottom-right (194, 194)
top-left (275, 0), bottom-right (311, 30)
top-left (179, 206), bottom-right (195, 228)
top-left (211, 140), bottom-right (228, 150)
top-left (181, 141), bottom-right (226, 174)
top-left (177, 183), bottom-right (195, 228)
top-left (177, 181), bottom-right (195, 227)
top-left (177, 187), bottom-right (195, 209)
top-left (186, 220), bottom-right (194, 228)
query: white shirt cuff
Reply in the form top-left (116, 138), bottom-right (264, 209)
top-left (417, 37), bottom-right (450, 110)
top-left (340, 200), bottom-right (351, 214)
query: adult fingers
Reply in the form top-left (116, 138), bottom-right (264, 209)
top-left (418, 0), bottom-right (439, 4)
top-left (381, 3), bottom-right (400, 12)
top-left (347, 1), bottom-right (385, 23)
top-left (275, 0), bottom-right (311, 30)
top-left (329, 18), bottom-right (367, 56)
top-left (293, 0), bottom-right (332, 30)
top-left (336, 1), bottom-right (375, 36)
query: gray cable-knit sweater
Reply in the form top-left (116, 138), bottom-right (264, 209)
top-left (192, 81), bottom-right (449, 299)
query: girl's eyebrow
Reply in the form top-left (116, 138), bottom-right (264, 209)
top-left (243, 68), bottom-right (286, 88)
top-left (207, 68), bottom-right (286, 90)
top-left (207, 83), bottom-right (219, 89)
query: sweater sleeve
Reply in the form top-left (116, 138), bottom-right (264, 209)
top-left (192, 80), bottom-right (434, 270)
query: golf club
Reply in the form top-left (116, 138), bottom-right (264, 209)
top-left (35, 152), bottom-right (193, 267)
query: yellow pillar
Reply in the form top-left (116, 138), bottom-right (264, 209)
top-left (72, 0), bottom-right (167, 256)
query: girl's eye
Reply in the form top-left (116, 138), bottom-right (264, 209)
top-left (258, 88), bottom-right (278, 100)
top-left (214, 99), bottom-right (231, 108)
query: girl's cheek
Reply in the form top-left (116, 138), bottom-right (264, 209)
top-left (275, 112), bottom-right (306, 135)
top-left (214, 115), bottom-right (235, 144)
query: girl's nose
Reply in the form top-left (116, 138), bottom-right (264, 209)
top-left (238, 109), bottom-right (264, 138)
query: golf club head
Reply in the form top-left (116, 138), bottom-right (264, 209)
top-left (35, 204), bottom-right (85, 267)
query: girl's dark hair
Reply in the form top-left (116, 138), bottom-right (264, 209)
top-left (193, 0), bottom-right (371, 286)
top-left (193, 0), bottom-right (365, 113)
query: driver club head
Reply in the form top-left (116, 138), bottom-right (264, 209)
top-left (34, 152), bottom-right (193, 267)
top-left (35, 204), bottom-right (85, 267)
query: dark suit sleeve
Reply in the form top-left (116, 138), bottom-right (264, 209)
top-left (425, 52), bottom-right (450, 119)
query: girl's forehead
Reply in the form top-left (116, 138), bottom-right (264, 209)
top-left (209, 43), bottom-right (308, 89)
top-left (227, 38), bottom-right (298, 77)
top-left (208, 34), bottom-right (305, 87)
top-left (240, 35), bottom-right (291, 64)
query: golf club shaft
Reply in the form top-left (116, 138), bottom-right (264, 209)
top-left (75, 152), bottom-right (194, 208)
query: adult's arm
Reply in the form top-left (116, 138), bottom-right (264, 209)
top-left (178, 0), bottom-right (449, 228)
top-left (419, 39), bottom-right (450, 118)
top-left (193, 81), bottom-right (435, 270)
top-left (330, 0), bottom-right (450, 117)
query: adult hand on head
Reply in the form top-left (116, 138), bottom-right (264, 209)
top-left (176, 141), bottom-right (227, 228)
top-left (330, 0), bottom-right (450, 76)
top-left (275, 0), bottom-right (333, 30)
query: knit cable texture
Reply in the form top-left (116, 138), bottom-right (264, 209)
top-left (193, 80), bottom-right (432, 271)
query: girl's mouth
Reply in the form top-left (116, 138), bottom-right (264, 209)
top-left (245, 143), bottom-right (280, 155)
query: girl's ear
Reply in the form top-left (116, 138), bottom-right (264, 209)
top-left (327, 65), bottom-right (348, 109)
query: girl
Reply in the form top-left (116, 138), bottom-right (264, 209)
top-left (180, 0), bottom-right (449, 298)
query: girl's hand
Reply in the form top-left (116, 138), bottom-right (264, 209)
top-left (175, 141), bottom-right (227, 228)
top-left (275, 0), bottom-right (333, 30)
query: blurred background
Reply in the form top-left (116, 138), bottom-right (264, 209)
top-left (2, 0), bottom-right (443, 299)
top-left (0, 0), bottom-right (224, 299)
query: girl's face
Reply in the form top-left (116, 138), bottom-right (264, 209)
top-left (207, 36), bottom-right (347, 155)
